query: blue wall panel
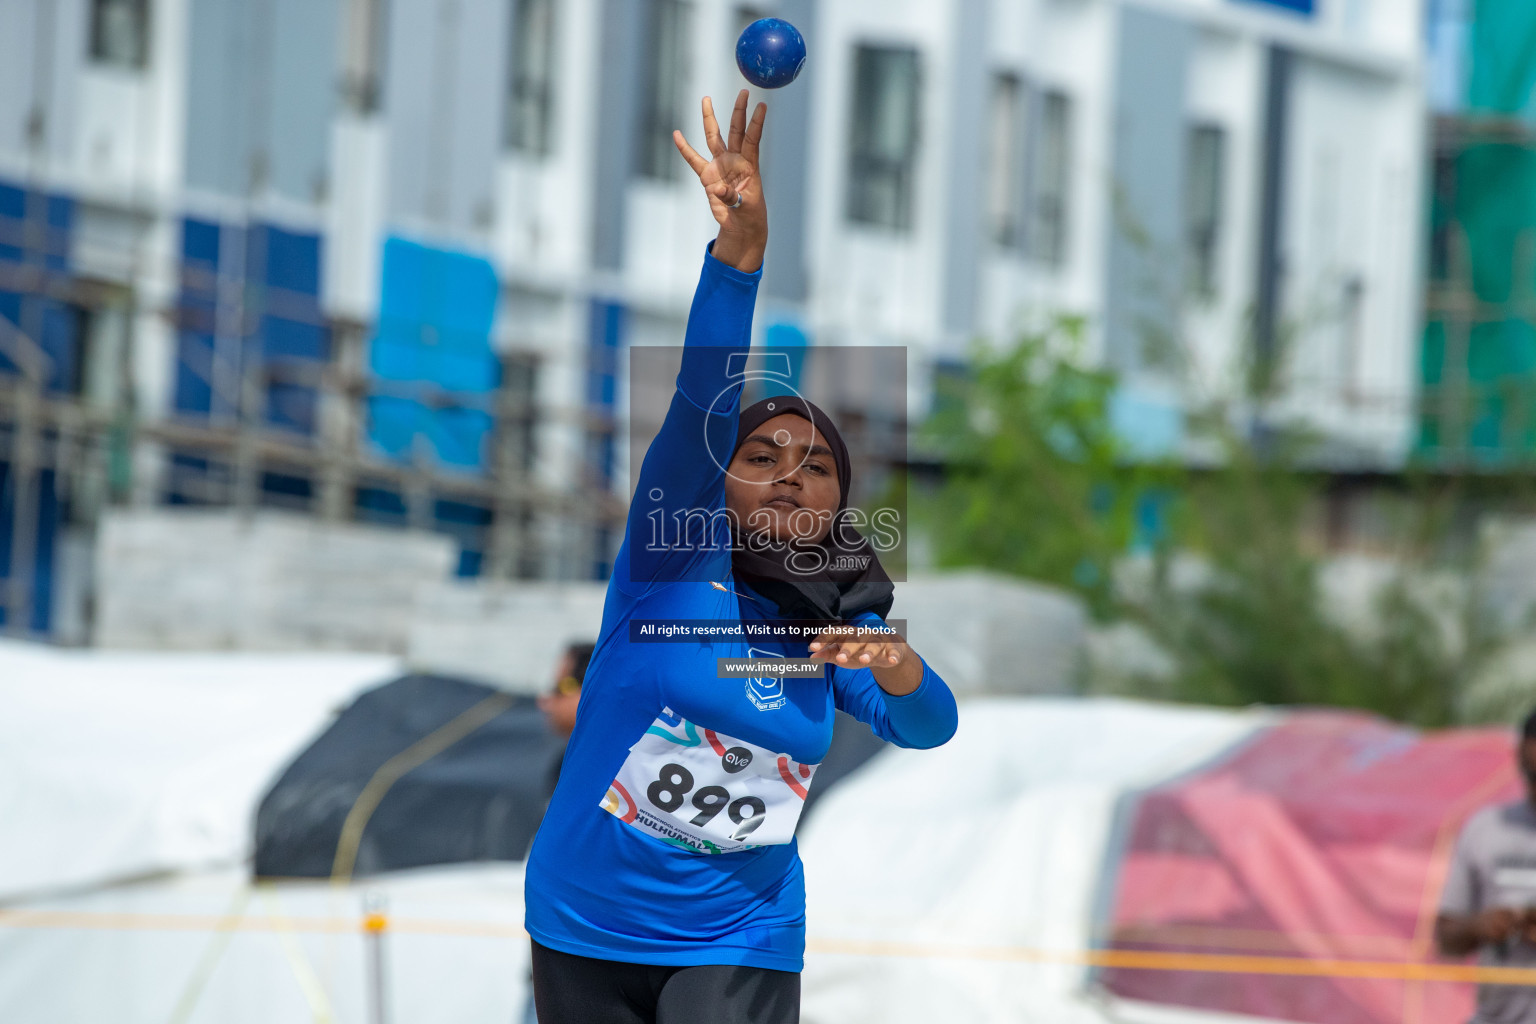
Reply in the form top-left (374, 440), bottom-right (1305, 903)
top-left (355, 485), bottom-right (410, 526)
top-left (261, 224), bottom-right (322, 295)
top-left (434, 497), bottom-right (493, 577)
top-left (585, 298), bottom-right (623, 474)
top-left (350, 484), bottom-right (491, 578)
top-left (171, 217), bottom-right (328, 506)
top-left (758, 322), bottom-right (809, 400)
top-left (0, 463), bottom-right (60, 634)
top-left (368, 236), bottom-right (500, 472)
top-left (182, 217), bottom-right (221, 267)
top-left (0, 182), bottom-right (83, 395)
top-left (586, 297), bottom-right (626, 579)
top-left (0, 182), bottom-right (71, 270)
top-left (0, 178), bottom-right (76, 635)
top-left (1233, 0), bottom-right (1315, 14)
top-left (174, 218), bottom-right (328, 432)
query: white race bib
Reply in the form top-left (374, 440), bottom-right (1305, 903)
top-left (600, 708), bottom-right (819, 854)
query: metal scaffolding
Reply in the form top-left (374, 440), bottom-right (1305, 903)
top-left (0, 187), bottom-right (624, 641)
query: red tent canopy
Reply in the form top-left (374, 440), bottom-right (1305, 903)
top-left (1104, 711), bottom-right (1520, 1024)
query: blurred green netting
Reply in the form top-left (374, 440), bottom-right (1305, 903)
top-left (1421, 2), bottom-right (1536, 462)
top-left (1468, 0), bottom-right (1536, 117)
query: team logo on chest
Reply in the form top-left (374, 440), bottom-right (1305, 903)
top-left (745, 646), bottom-right (788, 711)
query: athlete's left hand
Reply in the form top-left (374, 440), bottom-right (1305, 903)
top-left (808, 626), bottom-right (924, 696)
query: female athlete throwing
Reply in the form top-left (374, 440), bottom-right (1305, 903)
top-left (523, 90), bottom-right (958, 1024)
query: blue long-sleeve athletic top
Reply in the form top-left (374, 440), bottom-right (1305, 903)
top-left (523, 245), bottom-right (958, 973)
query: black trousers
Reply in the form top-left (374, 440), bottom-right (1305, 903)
top-left (530, 939), bottom-right (800, 1024)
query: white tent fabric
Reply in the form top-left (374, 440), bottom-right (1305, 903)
top-left (797, 698), bottom-right (1270, 1024)
top-left (0, 862), bottom-right (1275, 1024)
top-left (0, 865), bottom-right (531, 1024)
top-left (0, 640), bottom-right (399, 902)
top-left (0, 646), bottom-right (1274, 1024)
top-left (889, 571), bottom-right (1089, 697)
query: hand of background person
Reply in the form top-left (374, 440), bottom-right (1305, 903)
top-left (1478, 907), bottom-right (1520, 945)
top-left (673, 90), bottom-right (768, 274)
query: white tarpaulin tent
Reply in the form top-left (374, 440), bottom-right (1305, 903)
top-left (0, 639), bottom-right (398, 902)
top-left (0, 656), bottom-right (1274, 1024)
top-left (0, 866), bottom-right (532, 1024)
top-left (798, 698), bottom-right (1267, 1024)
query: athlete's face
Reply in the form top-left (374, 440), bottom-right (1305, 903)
top-left (725, 413), bottom-right (841, 545)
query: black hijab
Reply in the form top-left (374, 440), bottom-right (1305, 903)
top-left (729, 396), bottom-right (894, 623)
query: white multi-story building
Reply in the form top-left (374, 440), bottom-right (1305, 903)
top-left (0, 0), bottom-right (1425, 635)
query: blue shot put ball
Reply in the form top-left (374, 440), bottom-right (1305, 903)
top-left (736, 18), bottom-right (807, 90)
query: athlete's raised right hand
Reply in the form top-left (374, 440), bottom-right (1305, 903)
top-left (674, 90), bottom-right (768, 274)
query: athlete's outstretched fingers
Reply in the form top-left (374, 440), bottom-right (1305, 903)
top-left (810, 641), bottom-right (902, 668)
top-left (807, 629), bottom-right (840, 661)
top-left (702, 96), bottom-right (726, 157)
top-left (845, 642), bottom-right (903, 667)
top-left (836, 643), bottom-right (871, 666)
top-left (741, 102), bottom-right (767, 167)
top-left (673, 131), bottom-right (708, 175)
top-left (728, 89), bottom-right (748, 152)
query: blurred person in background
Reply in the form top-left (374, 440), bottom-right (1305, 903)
top-left (1437, 706), bottom-right (1536, 1023)
top-left (540, 641), bottom-right (596, 791)
top-left (540, 641), bottom-right (595, 740)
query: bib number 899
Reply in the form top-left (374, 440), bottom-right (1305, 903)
top-left (646, 763), bottom-right (767, 835)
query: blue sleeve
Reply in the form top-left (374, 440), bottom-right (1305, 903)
top-left (614, 244), bottom-right (762, 594)
top-left (831, 614), bottom-right (959, 750)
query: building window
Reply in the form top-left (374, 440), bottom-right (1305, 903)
top-left (498, 352), bottom-right (540, 477)
top-left (638, 0), bottom-right (693, 181)
top-left (1029, 90), bottom-right (1072, 266)
top-left (341, 0), bottom-right (389, 113)
top-left (505, 0), bottom-right (557, 155)
top-left (847, 46), bottom-right (922, 232)
top-left (1185, 123), bottom-right (1226, 297)
top-left (90, 0), bottom-right (150, 70)
top-left (987, 73), bottom-right (1027, 249)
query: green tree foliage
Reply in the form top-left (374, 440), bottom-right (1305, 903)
top-left (918, 319), bottom-right (1154, 617)
top-left (918, 327), bottom-right (1477, 726)
top-left (1136, 430), bottom-right (1467, 726)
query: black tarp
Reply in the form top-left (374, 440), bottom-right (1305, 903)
top-left (254, 673), bottom-right (888, 880)
top-left (255, 674), bottom-right (562, 878)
